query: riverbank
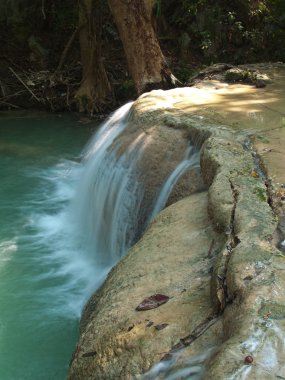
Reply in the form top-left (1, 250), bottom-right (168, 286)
top-left (68, 63), bottom-right (285, 379)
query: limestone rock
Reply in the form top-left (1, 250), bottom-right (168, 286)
top-left (225, 67), bottom-right (251, 83)
top-left (111, 95), bottom-right (207, 232)
top-left (69, 77), bottom-right (285, 379)
top-left (68, 193), bottom-right (223, 379)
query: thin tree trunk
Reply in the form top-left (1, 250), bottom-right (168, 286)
top-left (55, 26), bottom-right (79, 73)
top-left (108, 0), bottom-right (180, 94)
top-left (76, 0), bottom-right (111, 114)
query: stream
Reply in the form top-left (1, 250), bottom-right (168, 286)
top-left (0, 112), bottom-right (92, 379)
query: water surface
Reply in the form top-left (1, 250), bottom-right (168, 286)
top-left (0, 112), bottom-right (92, 379)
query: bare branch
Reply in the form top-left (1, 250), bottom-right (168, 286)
top-left (9, 67), bottom-right (41, 103)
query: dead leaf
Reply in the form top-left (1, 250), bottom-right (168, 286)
top-left (155, 323), bottom-right (169, 331)
top-left (251, 168), bottom-right (259, 178)
top-left (82, 351), bottom-right (97, 358)
top-left (136, 294), bottom-right (170, 311)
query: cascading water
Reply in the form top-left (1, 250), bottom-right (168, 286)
top-left (71, 102), bottom-right (147, 269)
top-left (69, 103), bottom-right (201, 282)
top-left (0, 104), bottom-right (202, 379)
top-left (61, 102), bottom-right (201, 310)
top-left (31, 101), bottom-right (148, 316)
top-left (149, 146), bottom-right (200, 222)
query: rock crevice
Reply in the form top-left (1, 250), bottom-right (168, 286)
top-left (200, 132), bottom-right (285, 379)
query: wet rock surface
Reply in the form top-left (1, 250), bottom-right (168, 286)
top-left (200, 134), bottom-right (285, 379)
top-left (110, 111), bottom-right (205, 233)
top-left (69, 66), bottom-right (285, 379)
top-left (187, 62), bottom-right (276, 87)
top-left (68, 192), bottom-right (223, 379)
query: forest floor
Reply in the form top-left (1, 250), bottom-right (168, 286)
top-left (0, 36), bottom-right (201, 118)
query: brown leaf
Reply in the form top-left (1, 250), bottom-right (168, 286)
top-left (155, 323), bottom-right (169, 331)
top-left (136, 294), bottom-right (170, 311)
top-left (82, 351), bottom-right (97, 358)
top-left (251, 168), bottom-right (259, 178)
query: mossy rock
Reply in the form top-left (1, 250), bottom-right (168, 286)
top-left (225, 68), bottom-right (252, 83)
top-left (254, 186), bottom-right (267, 202)
top-left (176, 65), bottom-right (195, 83)
top-left (259, 302), bottom-right (285, 319)
top-left (225, 67), bottom-right (272, 86)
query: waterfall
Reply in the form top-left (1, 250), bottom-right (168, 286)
top-left (149, 146), bottom-right (200, 222)
top-left (49, 102), bottom-right (201, 313)
top-left (71, 102), bottom-right (147, 269)
top-left (71, 102), bottom-right (202, 273)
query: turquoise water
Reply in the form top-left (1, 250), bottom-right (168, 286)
top-left (0, 113), bottom-right (92, 379)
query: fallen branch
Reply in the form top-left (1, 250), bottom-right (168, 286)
top-left (0, 89), bottom-right (25, 101)
top-left (0, 79), bottom-right (6, 97)
top-left (9, 67), bottom-right (41, 103)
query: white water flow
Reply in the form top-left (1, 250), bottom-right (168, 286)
top-left (66, 104), bottom-right (201, 310)
top-left (141, 347), bottom-right (215, 380)
top-left (46, 101), bottom-right (149, 312)
top-left (0, 109), bottom-right (202, 379)
top-left (21, 102), bottom-right (142, 319)
top-left (24, 103), bottom-right (200, 318)
top-left (149, 146), bottom-right (200, 222)
top-left (71, 101), bottom-right (147, 270)
top-left (27, 103), bottom-right (200, 318)
top-left (17, 103), bottom-right (143, 324)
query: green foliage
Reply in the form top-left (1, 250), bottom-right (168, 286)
top-left (0, 0), bottom-right (78, 69)
top-left (256, 135), bottom-right (270, 144)
top-left (175, 65), bottom-right (195, 82)
top-left (255, 187), bottom-right (267, 202)
top-left (165, 0), bottom-right (285, 62)
top-left (116, 80), bottom-right (137, 101)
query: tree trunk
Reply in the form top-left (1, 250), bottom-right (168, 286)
top-left (108, 0), bottom-right (180, 94)
top-left (76, 0), bottom-right (111, 114)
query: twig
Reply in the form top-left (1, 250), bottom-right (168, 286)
top-left (9, 67), bottom-right (41, 102)
top-left (0, 80), bottom-right (6, 97)
top-left (0, 89), bottom-right (25, 101)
